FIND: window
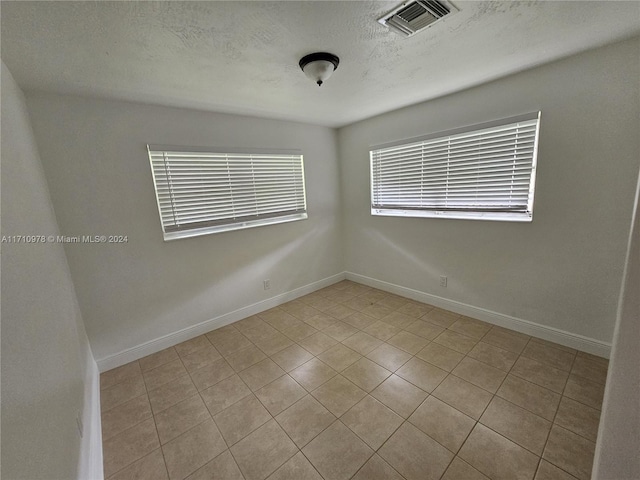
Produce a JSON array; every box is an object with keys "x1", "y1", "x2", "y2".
[
  {"x1": 148, "y1": 145, "x2": 307, "y2": 240},
  {"x1": 370, "y1": 112, "x2": 541, "y2": 222}
]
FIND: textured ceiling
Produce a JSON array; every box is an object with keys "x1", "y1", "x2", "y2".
[{"x1": 2, "y1": 1, "x2": 639, "y2": 127}]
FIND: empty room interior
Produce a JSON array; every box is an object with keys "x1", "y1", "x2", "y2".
[{"x1": 2, "y1": 1, "x2": 639, "y2": 480}]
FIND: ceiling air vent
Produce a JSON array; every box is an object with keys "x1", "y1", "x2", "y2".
[{"x1": 378, "y1": 0, "x2": 458, "y2": 37}]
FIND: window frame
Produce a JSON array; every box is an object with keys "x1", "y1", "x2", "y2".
[
  {"x1": 148, "y1": 145, "x2": 307, "y2": 241},
  {"x1": 369, "y1": 112, "x2": 541, "y2": 222}
]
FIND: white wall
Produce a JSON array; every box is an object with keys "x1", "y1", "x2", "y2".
[
  {"x1": 338, "y1": 37, "x2": 640, "y2": 348},
  {"x1": 1, "y1": 62, "x2": 102, "y2": 480},
  {"x1": 593, "y1": 168, "x2": 640, "y2": 479},
  {"x1": 24, "y1": 94, "x2": 343, "y2": 363}
]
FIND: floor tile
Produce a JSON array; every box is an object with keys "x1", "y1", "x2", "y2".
[
  {"x1": 342, "y1": 312, "x2": 377, "y2": 330},
  {"x1": 324, "y1": 303, "x2": 358, "y2": 320},
  {"x1": 241, "y1": 322, "x2": 279, "y2": 344},
  {"x1": 180, "y1": 346, "x2": 223, "y2": 374},
  {"x1": 341, "y1": 331, "x2": 382, "y2": 355},
  {"x1": 303, "y1": 420, "x2": 374, "y2": 480},
  {"x1": 238, "y1": 358, "x2": 285, "y2": 391},
  {"x1": 496, "y1": 375, "x2": 560, "y2": 421},
  {"x1": 305, "y1": 313, "x2": 337, "y2": 330},
  {"x1": 290, "y1": 358, "x2": 337, "y2": 391},
  {"x1": 234, "y1": 315, "x2": 269, "y2": 332},
  {"x1": 231, "y1": 420, "x2": 298, "y2": 480},
  {"x1": 511, "y1": 356, "x2": 569, "y2": 393},
  {"x1": 255, "y1": 374, "x2": 306, "y2": 416},
  {"x1": 174, "y1": 336, "x2": 214, "y2": 358},
  {"x1": 282, "y1": 323, "x2": 318, "y2": 342},
  {"x1": 370, "y1": 374, "x2": 428, "y2": 418},
  {"x1": 260, "y1": 310, "x2": 302, "y2": 332},
  {"x1": 563, "y1": 374, "x2": 605, "y2": 410},
  {"x1": 396, "y1": 357, "x2": 448, "y2": 393},
  {"x1": 379, "y1": 422, "x2": 453, "y2": 480},
  {"x1": 275, "y1": 395, "x2": 336, "y2": 448},
  {"x1": 189, "y1": 358, "x2": 235, "y2": 391},
  {"x1": 571, "y1": 356, "x2": 608, "y2": 385},
  {"x1": 298, "y1": 331, "x2": 338, "y2": 355},
  {"x1": 433, "y1": 330, "x2": 478, "y2": 354},
  {"x1": 109, "y1": 449, "x2": 168, "y2": 480},
  {"x1": 481, "y1": 328, "x2": 529, "y2": 354},
  {"x1": 361, "y1": 303, "x2": 395, "y2": 320},
  {"x1": 252, "y1": 332, "x2": 294, "y2": 356},
  {"x1": 342, "y1": 357, "x2": 391, "y2": 392},
  {"x1": 101, "y1": 361, "x2": 142, "y2": 391},
  {"x1": 376, "y1": 295, "x2": 409, "y2": 310},
  {"x1": 364, "y1": 320, "x2": 401, "y2": 341},
  {"x1": 397, "y1": 301, "x2": 434, "y2": 318},
  {"x1": 432, "y1": 375, "x2": 493, "y2": 420},
  {"x1": 199, "y1": 374, "x2": 251, "y2": 416},
  {"x1": 352, "y1": 454, "x2": 405, "y2": 480},
  {"x1": 139, "y1": 348, "x2": 179, "y2": 372},
  {"x1": 143, "y1": 359, "x2": 188, "y2": 391},
  {"x1": 162, "y1": 419, "x2": 227, "y2": 480},
  {"x1": 101, "y1": 394, "x2": 152, "y2": 441},
  {"x1": 422, "y1": 308, "x2": 460, "y2": 328},
  {"x1": 213, "y1": 394, "x2": 271, "y2": 445},
  {"x1": 416, "y1": 342, "x2": 464, "y2": 372},
  {"x1": 479, "y1": 396, "x2": 551, "y2": 455},
  {"x1": 543, "y1": 425, "x2": 596, "y2": 480},
  {"x1": 459, "y1": 423, "x2": 539, "y2": 480},
  {"x1": 452, "y1": 357, "x2": 507, "y2": 393},
  {"x1": 535, "y1": 460, "x2": 580, "y2": 480},
  {"x1": 267, "y1": 451, "x2": 323, "y2": 480},
  {"x1": 575, "y1": 350, "x2": 608, "y2": 367},
  {"x1": 154, "y1": 395, "x2": 210, "y2": 445},
  {"x1": 387, "y1": 331, "x2": 429, "y2": 354},
  {"x1": 311, "y1": 375, "x2": 366, "y2": 417},
  {"x1": 186, "y1": 450, "x2": 243, "y2": 480},
  {"x1": 405, "y1": 319, "x2": 445, "y2": 340},
  {"x1": 442, "y1": 457, "x2": 490, "y2": 480},
  {"x1": 103, "y1": 417, "x2": 160, "y2": 478},
  {"x1": 409, "y1": 396, "x2": 475, "y2": 453},
  {"x1": 225, "y1": 344, "x2": 267, "y2": 372},
  {"x1": 521, "y1": 341, "x2": 575, "y2": 372},
  {"x1": 147, "y1": 375, "x2": 198, "y2": 415},
  {"x1": 366, "y1": 343, "x2": 412, "y2": 371},
  {"x1": 342, "y1": 395, "x2": 404, "y2": 449},
  {"x1": 554, "y1": 396, "x2": 601, "y2": 442},
  {"x1": 270, "y1": 343, "x2": 314, "y2": 372},
  {"x1": 318, "y1": 344, "x2": 362, "y2": 372},
  {"x1": 467, "y1": 341, "x2": 518, "y2": 371},
  {"x1": 101, "y1": 375, "x2": 147, "y2": 413},
  {"x1": 211, "y1": 332, "x2": 254, "y2": 357},
  {"x1": 449, "y1": 317, "x2": 492, "y2": 340},
  {"x1": 322, "y1": 321, "x2": 358, "y2": 341},
  {"x1": 380, "y1": 311, "x2": 415, "y2": 329}
]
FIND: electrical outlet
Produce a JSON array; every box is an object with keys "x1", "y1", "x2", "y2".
[
  {"x1": 76, "y1": 412, "x2": 84, "y2": 438},
  {"x1": 439, "y1": 276, "x2": 448, "y2": 287},
  {"x1": 263, "y1": 279, "x2": 271, "y2": 290}
]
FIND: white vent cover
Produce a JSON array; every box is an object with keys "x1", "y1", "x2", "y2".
[{"x1": 378, "y1": 0, "x2": 458, "y2": 37}]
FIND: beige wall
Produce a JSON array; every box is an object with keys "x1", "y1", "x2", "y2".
[
  {"x1": 25, "y1": 95, "x2": 344, "y2": 362},
  {"x1": 338, "y1": 36, "x2": 640, "y2": 346},
  {"x1": 593, "y1": 168, "x2": 640, "y2": 479},
  {"x1": 1, "y1": 62, "x2": 100, "y2": 480}
]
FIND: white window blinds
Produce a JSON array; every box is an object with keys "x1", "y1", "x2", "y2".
[
  {"x1": 148, "y1": 146, "x2": 307, "y2": 240},
  {"x1": 370, "y1": 112, "x2": 541, "y2": 222}
]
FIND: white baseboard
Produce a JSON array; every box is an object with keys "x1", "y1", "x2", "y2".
[
  {"x1": 97, "y1": 273, "x2": 346, "y2": 372},
  {"x1": 77, "y1": 345, "x2": 104, "y2": 480},
  {"x1": 346, "y1": 271, "x2": 611, "y2": 358}
]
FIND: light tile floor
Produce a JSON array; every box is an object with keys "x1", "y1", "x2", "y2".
[{"x1": 100, "y1": 280, "x2": 608, "y2": 480}]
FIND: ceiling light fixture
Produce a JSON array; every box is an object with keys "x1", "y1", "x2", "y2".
[{"x1": 299, "y1": 52, "x2": 340, "y2": 87}]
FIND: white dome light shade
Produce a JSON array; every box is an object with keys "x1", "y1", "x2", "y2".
[{"x1": 299, "y1": 52, "x2": 340, "y2": 86}]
